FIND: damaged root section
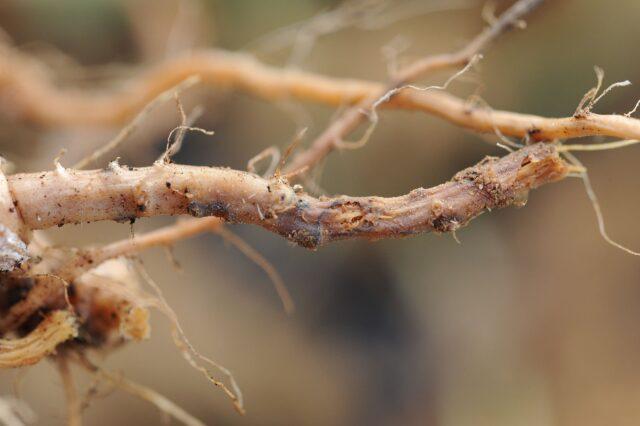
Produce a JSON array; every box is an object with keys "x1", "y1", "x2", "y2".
[
  {"x1": 0, "y1": 310, "x2": 77, "y2": 368},
  {"x1": 8, "y1": 143, "x2": 568, "y2": 249}
]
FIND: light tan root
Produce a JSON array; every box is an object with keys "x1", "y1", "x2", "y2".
[
  {"x1": 247, "y1": 146, "x2": 280, "y2": 178},
  {"x1": 133, "y1": 260, "x2": 245, "y2": 414},
  {"x1": 74, "y1": 353, "x2": 205, "y2": 426},
  {"x1": 562, "y1": 151, "x2": 640, "y2": 256},
  {"x1": 0, "y1": 311, "x2": 77, "y2": 368},
  {"x1": 55, "y1": 355, "x2": 81, "y2": 426},
  {"x1": 558, "y1": 139, "x2": 640, "y2": 152},
  {"x1": 73, "y1": 76, "x2": 201, "y2": 170},
  {"x1": 216, "y1": 226, "x2": 295, "y2": 314}
]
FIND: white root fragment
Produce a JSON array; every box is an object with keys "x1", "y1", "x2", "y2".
[
  {"x1": 0, "y1": 166, "x2": 28, "y2": 271},
  {"x1": 0, "y1": 225, "x2": 28, "y2": 272}
]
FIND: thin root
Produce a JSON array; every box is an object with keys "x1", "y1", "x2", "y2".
[
  {"x1": 558, "y1": 139, "x2": 640, "y2": 152},
  {"x1": 247, "y1": 146, "x2": 281, "y2": 178},
  {"x1": 73, "y1": 353, "x2": 206, "y2": 426},
  {"x1": 336, "y1": 53, "x2": 482, "y2": 151},
  {"x1": 574, "y1": 66, "x2": 631, "y2": 117},
  {"x1": 563, "y1": 151, "x2": 640, "y2": 256},
  {"x1": 55, "y1": 355, "x2": 81, "y2": 426},
  {"x1": 132, "y1": 259, "x2": 245, "y2": 414},
  {"x1": 73, "y1": 76, "x2": 201, "y2": 170},
  {"x1": 215, "y1": 226, "x2": 295, "y2": 315}
]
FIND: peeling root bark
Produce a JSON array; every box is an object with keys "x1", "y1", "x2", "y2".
[
  {"x1": 0, "y1": 310, "x2": 77, "y2": 368},
  {"x1": 7, "y1": 143, "x2": 568, "y2": 249}
]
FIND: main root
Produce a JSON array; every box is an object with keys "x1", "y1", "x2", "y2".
[{"x1": 7, "y1": 142, "x2": 568, "y2": 248}]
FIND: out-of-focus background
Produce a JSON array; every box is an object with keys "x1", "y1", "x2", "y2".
[{"x1": 1, "y1": 0, "x2": 640, "y2": 425}]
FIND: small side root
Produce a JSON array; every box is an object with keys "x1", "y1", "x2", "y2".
[
  {"x1": 574, "y1": 66, "x2": 631, "y2": 117},
  {"x1": 274, "y1": 127, "x2": 307, "y2": 179},
  {"x1": 159, "y1": 94, "x2": 214, "y2": 165},
  {"x1": 562, "y1": 151, "x2": 640, "y2": 256},
  {"x1": 55, "y1": 355, "x2": 81, "y2": 426},
  {"x1": 247, "y1": 146, "x2": 280, "y2": 178},
  {"x1": 73, "y1": 76, "x2": 201, "y2": 170},
  {"x1": 216, "y1": 226, "x2": 295, "y2": 315},
  {"x1": 132, "y1": 259, "x2": 245, "y2": 414},
  {"x1": 625, "y1": 99, "x2": 640, "y2": 117},
  {"x1": 73, "y1": 353, "x2": 206, "y2": 426},
  {"x1": 336, "y1": 53, "x2": 482, "y2": 151},
  {"x1": 558, "y1": 139, "x2": 640, "y2": 152}
]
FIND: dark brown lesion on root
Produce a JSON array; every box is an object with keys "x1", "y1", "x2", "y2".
[
  {"x1": 187, "y1": 201, "x2": 233, "y2": 222},
  {"x1": 7, "y1": 143, "x2": 568, "y2": 250},
  {"x1": 258, "y1": 143, "x2": 568, "y2": 249}
]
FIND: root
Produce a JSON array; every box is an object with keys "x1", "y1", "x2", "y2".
[
  {"x1": 82, "y1": 218, "x2": 223, "y2": 267},
  {"x1": 625, "y1": 99, "x2": 640, "y2": 117},
  {"x1": 247, "y1": 146, "x2": 280, "y2": 178},
  {"x1": 74, "y1": 353, "x2": 206, "y2": 426},
  {"x1": 284, "y1": 0, "x2": 541, "y2": 175},
  {"x1": 216, "y1": 226, "x2": 294, "y2": 315},
  {"x1": 73, "y1": 76, "x2": 201, "y2": 170},
  {"x1": 251, "y1": 0, "x2": 474, "y2": 66},
  {"x1": 159, "y1": 94, "x2": 213, "y2": 165},
  {"x1": 562, "y1": 151, "x2": 640, "y2": 256},
  {"x1": 8, "y1": 143, "x2": 569, "y2": 249},
  {"x1": 464, "y1": 94, "x2": 523, "y2": 149},
  {"x1": 75, "y1": 215, "x2": 292, "y2": 312},
  {"x1": 574, "y1": 66, "x2": 631, "y2": 117},
  {"x1": 335, "y1": 53, "x2": 481, "y2": 151},
  {"x1": 55, "y1": 355, "x2": 81, "y2": 426},
  {"x1": 274, "y1": 127, "x2": 307, "y2": 178},
  {"x1": 0, "y1": 311, "x2": 77, "y2": 369},
  {"x1": 3, "y1": 2, "x2": 639, "y2": 150},
  {"x1": 0, "y1": 226, "x2": 28, "y2": 273},
  {"x1": 132, "y1": 259, "x2": 245, "y2": 414},
  {"x1": 3, "y1": 2, "x2": 640, "y2": 422},
  {"x1": 559, "y1": 139, "x2": 640, "y2": 152},
  {"x1": 0, "y1": 274, "x2": 69, "y2": 334}
]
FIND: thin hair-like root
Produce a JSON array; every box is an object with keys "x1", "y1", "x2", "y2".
[
  {"x1": 464, "y1": 94, "x2": 523, "y2": 149},
  {"x1": 247, "y1": 146, "x2": 281, "y2": 178},
  {"x1": 73, "y1": 76, "x2": 201, "y2": 170},
  {"x1": 249, "y1": 0, "x2": 473, "y2": 66},
  {"x1": 625, "y1": 99, "x2": 640, "y2": 117},
  {"x1": 274, "y1": 127, "x2": 308, "y2": 179},
  {"x1": 559, "y1": 139, "x2": 640, "y2": 152},
  {"x1": 591, "y1": 80, "x2": 631, "y2": 110},
  {"x1": 574, "y1": 66, "x2": 631, "y2": 117},
  {"x1": 563, "y1": 151, "x2": 640, "y2": 256},
  {"x1": 73, "y1": 353, "x2": 206, "y2": 426},
  {"x1": 335, "y1": 53, "x2": 482, "y2": 151},
  {"x1": 131, "y1": 259, "x2": 245, "y2": 414},
  {"x1": 159, "y1": 96, "x2": 213, "y2": 165},
  {"x1": 165, "y1": 92, "x2": 204, "y2": 160},
  {"x1": 574, "y1": 66, "x2": 604, "y2": 116},
  {"x1": 215, "y1": 226, "x2": 295, "y2": 315}
]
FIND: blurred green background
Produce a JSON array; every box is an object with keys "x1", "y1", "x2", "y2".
[{"x1": 1, "y1": 0, "x2": 640, "y2": 425}]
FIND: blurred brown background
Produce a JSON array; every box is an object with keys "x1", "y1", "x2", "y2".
[{"x1": 1, "y1": 0, "x2": 640, "y2": 425}]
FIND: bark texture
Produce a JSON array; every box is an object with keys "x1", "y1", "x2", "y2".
[{"x1": 7, "y1": 143, "x2": 568, "y2": 249}]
